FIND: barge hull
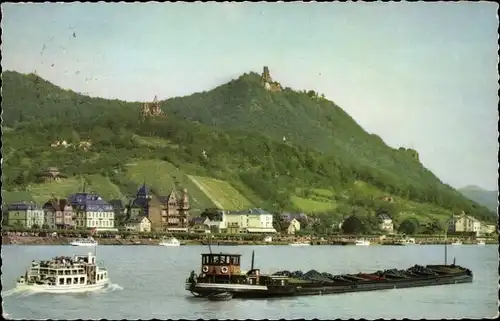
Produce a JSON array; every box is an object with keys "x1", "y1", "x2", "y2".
[{"x1": 187, "y1": 274, "x2": 472, "y2": 299}]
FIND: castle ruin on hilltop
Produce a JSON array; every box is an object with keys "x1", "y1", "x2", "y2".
[
  {"x1": 140, "y1": 95, "x2": 165, "y2": 118},
  {"x1": 261, "y1": 66, "x2": 282, "y2": 92}
]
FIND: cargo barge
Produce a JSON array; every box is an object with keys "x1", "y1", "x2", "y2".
[{"x1": 185, "y1": 251, "x2": 473, "y2": 299}]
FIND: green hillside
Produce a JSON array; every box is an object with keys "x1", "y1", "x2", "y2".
[
  {"x1": 161, "y1": 72, "x2": 437, "y2": 191},
  {"x1": 124, "y1": 160, "x2": 216, "y2": 214},
  {"x1": 1, "y1": 70, "x2": 495, "y2": 227},
  {"x1": 1, "y1": 71, "x2": 140, "y2": 126},
  {"x1": 187, "y1": 175, "x2": 253, "y2": 210}
]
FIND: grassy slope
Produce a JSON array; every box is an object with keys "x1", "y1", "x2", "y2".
[
  {"x1": 84, "y1": 175, "x2": 125, "y2": 201},
  {"x1": 124, "y1": 160, "x2": 216, "y2": 214},
  {"x1": 21, "y1": 175, "x2": 125, "y2": 205},
  {"x1": 350, "y1": 181, "x2": 454, "y2": 223},
  {"x1": 7, "y1": 159, "x2": 254, "y2": 215},
  {"x1": 26, "y1": 177, "x2": 85, "y2": 204},
  {"x1": 2, "y1": 190, "x2": 35, "y2": 205},
  {"x1": 188, "y1": 175, "x2": 253, "y2": 210}
]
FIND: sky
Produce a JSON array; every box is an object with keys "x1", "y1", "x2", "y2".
[{"x1": 2, "y1": 2, "x2": 498, "y2": 191}]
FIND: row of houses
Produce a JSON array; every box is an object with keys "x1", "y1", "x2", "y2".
[
  {"x1": 7, "y1": 184, "x2": 493, "y2": 236},
  {"x1": 127, "y1": 209, "x2": 305, "y2": 234},
  {"x1": 337, "y1": 213, "x2": 396, "y2": 233},
  {"x1": 3, "y1": 183, "x2": 306, "y2": 235},
  {"x1": 5, "y1": 194, "x2": 116, "y2": 230},
  {"x1": 187, "y1": 208, "x2": 278, "y2": 234},
  {"x1": 4, "y1": 183, "x2": 189, "y2": 231},
  {"x1": 448, "y1": 212, "x2": 497, "y2": 236},
  {"x1": 337, "y1": 211, "x2": 496, "y2": 236}
]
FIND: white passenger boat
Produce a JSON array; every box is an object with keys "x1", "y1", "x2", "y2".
[
  {"x1": 355, "y1": 239, "x2": 370, "y2": 246},
  {"x1": 395, "y1": 238, "x2": 416, "y2": 246},
  {"x1": 70, "y1": 237, "x2": 98, "y2": 247},
  {"x1": 289, "y1": 241, "x2": 310, "y2": 246},
  {"x1": 451, "y1": 240, "x2": 463, "y2": 246},
  {"x1": 477, "y1": 240, "x2": 486, "y2": 245},
  {"x1": 16, "y1": 252, "x2": 109, "y2": 293},
  {"x1": 263, "y1": 236, "x2": 273, "y2": 243},
  {"x1": 159, "y1": 237, "x2": 181, "y2": 247}
]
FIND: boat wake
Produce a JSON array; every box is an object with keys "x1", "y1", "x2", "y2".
[
  {"x1": 1, "y1": 282, "x2": 123, "y2": 298},
  {"x1": 1, "y1": 287, "x2": 37, "y2": 298},
  {"x1": 100, "y1": 282, "x2": 124, "y2": 293}
]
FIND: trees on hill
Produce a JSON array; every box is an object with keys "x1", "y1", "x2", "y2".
[
  {"x1": 398, "y1": 218, "x2": 420, "y2": 235},
  {"x1": 0, "y1": 71, "x2": 496, "y2": 223},
  {"x1": 341, "y1": 215, "x2": 366, "y2": 235}
]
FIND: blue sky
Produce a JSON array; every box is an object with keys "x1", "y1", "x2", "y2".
[{"x1": 2, "y1": 2, "x2": 498, "y2": 191}]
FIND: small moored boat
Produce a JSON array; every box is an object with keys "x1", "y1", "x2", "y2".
[
  {"x1": 394, "y1": 238, "x2": 416, "y2": 246},
  {"x1": 477, "y1": 240, "x2": 486, "y2": 245},
  {"x1": 451, "y1": 240, "x2": 462, "y2": 246},
  {"x1": 289, "y1": 241, "x2": 310, "y2": 246},
  {"x1": 263, "y1": 236, "x2": 273, "y2": 243},
  {"x1": 70, "y1": 237, "x2": 98, "y2": 247},
  {"x1": 355, "y1": 239, "x2": 370, "y2": 246},
  {"x1": 159, "y1": 237, "x2": 181, "y2": 247}
]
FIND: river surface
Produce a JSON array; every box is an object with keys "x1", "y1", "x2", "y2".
[{"x1": 1, "y1": 244, "x2": 498, "y2": 319}]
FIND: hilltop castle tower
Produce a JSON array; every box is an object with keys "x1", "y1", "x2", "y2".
[
  {"x1": 140, "y1": 95, "x2": 165, "y2": 118},
  {"x1": 261, "y1": 66, "x2": 282, "y2": 92}
]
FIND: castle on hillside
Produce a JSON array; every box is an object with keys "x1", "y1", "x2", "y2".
[
  {"x1": 140, "y1": 95, "x2": 165, "y2": 118},
  {"x1": 261, "y1": 66, "x2": 282, "y2": 92},
  {"x1": 398, "y1": 147, "x2": 420, "y2": 161}
]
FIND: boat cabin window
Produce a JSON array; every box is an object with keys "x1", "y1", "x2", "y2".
[
  {"x1": 104, "y1": 272, "x2": 107, "y2": 278},
  {"x1": 230, "y1": 256, "x2": 240, "y2": 265},
  {"x1": 59, "y1": 278, "x2": 65, "y2": 285},
  {"x1": 79, "y1": 277, "x2": 85, "y2": 284},
  {"x1": 73, "y1": 277, "x2": 78, "y2": 284},
  {"x1": 202, "y1": 254, "x2": 240, "y2": 266},
  {"x1": 66, "y1": 278, "x2": 72, "y2": 285}
]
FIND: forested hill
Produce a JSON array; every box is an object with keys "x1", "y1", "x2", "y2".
[
  {"x1": 1, "y1": 70, "x2": 495, "y2": 223},
  {"x1": 159, "y1": 72, "x2": 480, "y2": 212},
  {"x1": 1, "y1": 70, "x2": 139, "y2": 125}
]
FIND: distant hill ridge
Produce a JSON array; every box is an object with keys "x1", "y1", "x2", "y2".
[{"x1": 458, "y1": 185, "x2": 498, "y2": 213}]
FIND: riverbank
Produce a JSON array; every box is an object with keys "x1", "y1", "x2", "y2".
[{"x1": 2, "y1": 236, "x2": 497, "y2": 246}]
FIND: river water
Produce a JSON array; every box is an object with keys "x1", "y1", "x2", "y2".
[{"x1": 1, "y1": 244, "x2": 498, "y2": 319}]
